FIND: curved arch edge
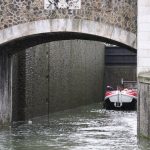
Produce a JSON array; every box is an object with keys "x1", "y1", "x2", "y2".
[{"x1": 0, "y1": 19, "x2": 136, "y2": 49}]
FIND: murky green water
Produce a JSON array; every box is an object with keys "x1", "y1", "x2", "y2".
[{"x1": 0, "y1": 104, "x2": 150, "y2": 150}]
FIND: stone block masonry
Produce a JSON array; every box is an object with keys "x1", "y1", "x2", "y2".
[{"x1": 0, "y1": 0, "x2": 136, "y2": 33}]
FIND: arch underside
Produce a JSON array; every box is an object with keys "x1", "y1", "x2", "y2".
[{"x1": 0, "y1": 19, "x2": 137, "y2": 53}]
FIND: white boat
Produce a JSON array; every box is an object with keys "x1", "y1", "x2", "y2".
[{"x1": 104, "y1": 80, "x2": 137, "y2": 110}]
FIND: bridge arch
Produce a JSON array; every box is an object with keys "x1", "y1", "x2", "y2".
[
  {"x1": 0, "y1": 18, "x2": 137, "y2": 124},
  {"x1": 0, "y1": 19, "x2": 136, "y2": 52},
  {"x1": 0, "y1": 0, "x2": 137, "y2": 124}
]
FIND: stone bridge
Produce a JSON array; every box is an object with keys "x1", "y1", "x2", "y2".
[
  {"x1": 0, "y1": 0, "x2": 137, "y2": 124},
  {"x1": 0, "y1": 0, "x2": 137, "y2": 49}
]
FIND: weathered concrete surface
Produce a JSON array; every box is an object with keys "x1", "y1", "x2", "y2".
[
  {"x1": 12, "y1": 40, "x2": 105, "y2": 121},
  {"x1": 0, "y1": 52, "x2": 11, "y2": 125},
  {"x1": 138, "y1": 72, "x2": 150, "y2": 137}
]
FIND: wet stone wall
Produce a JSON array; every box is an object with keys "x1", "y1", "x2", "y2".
[
  {"x1": 0, "y1": 52, "x2": 11, "y2": 124},
  {"x1": 12, "y1": 40, "x2": 105, "y2": 121},
  {"x1": 0, "y1": 0, "x2": 137, "y2": 33},
  {"x1": 12, "y1": 52, "x2": 26, "y2": 122}
]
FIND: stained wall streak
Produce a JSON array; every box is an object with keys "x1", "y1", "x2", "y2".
[
  {"x1": 12, "y1": 51, "x2": 26, "y2": 122},
  {"x1": 0, "y1": 52, "x2": 11, "y2": 124}
]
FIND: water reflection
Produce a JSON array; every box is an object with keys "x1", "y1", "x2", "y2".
[{"x1": 0, "y1": 104, "x2": 149, "y2": 150}]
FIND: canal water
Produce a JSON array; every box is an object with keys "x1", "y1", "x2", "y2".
[{"x1": 0, "y1": 103, "x2": 149, "y2": 150}]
